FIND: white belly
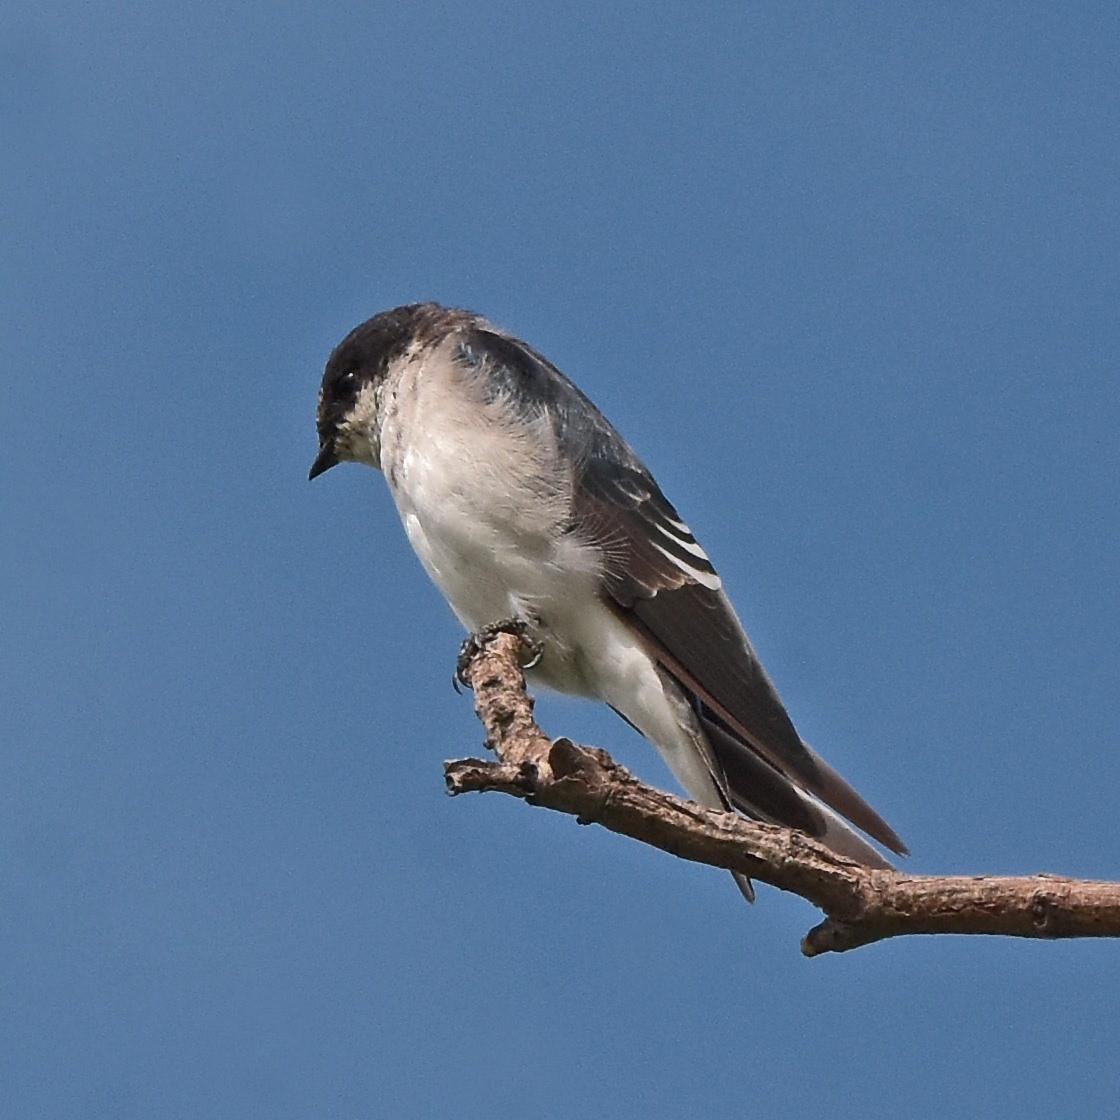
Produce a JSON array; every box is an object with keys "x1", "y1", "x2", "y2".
[{"x1": 381, "y1": 365, "x2": 603, "y2": 691}]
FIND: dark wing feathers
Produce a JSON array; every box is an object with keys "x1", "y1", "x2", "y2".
[
  {"x1": 697, "y1": 707, "x2": 826, "y2": 836},
  {"x1": 456, "y1": 325, "x2": 906, "y2": 859}
]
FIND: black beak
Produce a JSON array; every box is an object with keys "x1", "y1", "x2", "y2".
[{"x1": 308, "y1": 442, "x2": 340, "y2": 481}]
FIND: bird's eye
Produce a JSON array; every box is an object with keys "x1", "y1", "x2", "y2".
[{"x1": 336, "y1": 370, "x2": 358, "y2": 394}]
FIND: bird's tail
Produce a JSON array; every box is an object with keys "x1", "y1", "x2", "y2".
[{"x1": 699, "y1": 710, "x2": 901, "y2": 872}]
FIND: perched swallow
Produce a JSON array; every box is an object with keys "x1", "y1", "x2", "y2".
[{"x1": 310, "y1": 303, "x2": 906, "y2": 898}]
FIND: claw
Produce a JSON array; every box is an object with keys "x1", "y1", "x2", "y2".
[
  {"x1": 453, "y1": 617, "x2": 544, "y2": 691},
  {"x1": 518, "y1": 633, "x2": 544, "y2": 671},
  {"x1": 455, "y1": 632, "x2": 483, "y2": 691}
]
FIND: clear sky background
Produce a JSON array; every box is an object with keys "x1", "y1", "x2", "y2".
[{"x1": 3, "y1": 3, "x2": 1119, "y2": 1117}]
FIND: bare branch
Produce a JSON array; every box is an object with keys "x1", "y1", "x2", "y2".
[{"x1": 444, "y1": 626, "x2": 1120, "y2": 956}]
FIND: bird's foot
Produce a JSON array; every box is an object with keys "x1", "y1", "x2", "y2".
[{"x1": 453, "y1": 617, "x2": 543, "y2": 692}]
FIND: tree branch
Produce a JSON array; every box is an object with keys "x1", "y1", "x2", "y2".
[{"x1": 443, "y1": 625, "x2": 1120, "y2": 956}]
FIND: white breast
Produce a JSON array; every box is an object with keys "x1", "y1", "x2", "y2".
[{"x1": 378, "y1": 343, "x2": 603, "y2": 661}]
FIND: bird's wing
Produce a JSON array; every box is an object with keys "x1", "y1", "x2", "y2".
[
  {"x1": 454, "y1": 324, "x2": 906, "y2": 858},
  {"x1": 573, "y1": 452, "x2": 907, "y2": 856}
]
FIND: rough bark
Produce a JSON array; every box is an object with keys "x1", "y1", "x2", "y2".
[{"x1": 443, "y1": 625, "x2": 1120, "y2": 956}]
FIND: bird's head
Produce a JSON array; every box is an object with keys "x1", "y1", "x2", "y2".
[
  {"x1": 309, "y1": 357, "x2": 380, "y2": 479},
  {"x1": 309, "y1": 304, "x2": 435, "y2": 480}
]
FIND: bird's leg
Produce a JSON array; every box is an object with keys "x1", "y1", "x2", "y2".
[{"x1": 454, "y1": 617, "x2": 544, "y2": 692}]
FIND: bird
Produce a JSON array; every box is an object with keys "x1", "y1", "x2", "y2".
[{"x1": 309, "y1": 302, "x2": 906, "y2": 899}]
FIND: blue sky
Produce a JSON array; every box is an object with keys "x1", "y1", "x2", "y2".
[{"x1": 3, "y1": 3, "x2": 1119, "y2": 1117}]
